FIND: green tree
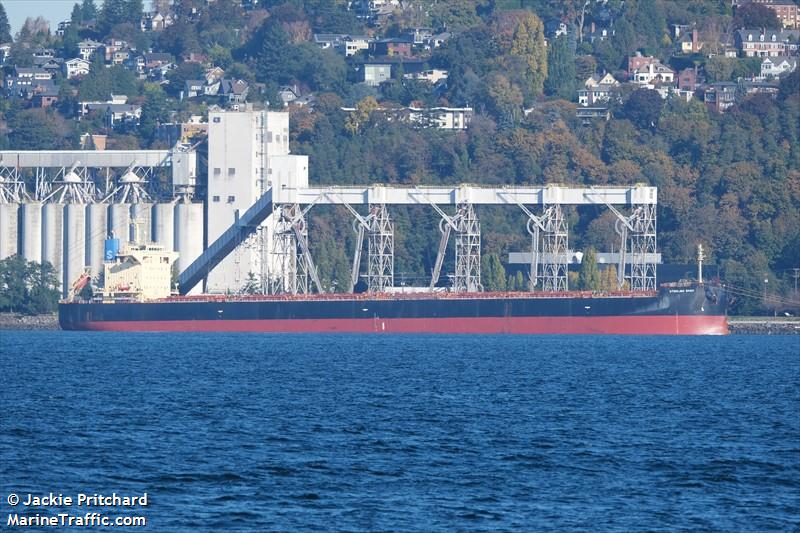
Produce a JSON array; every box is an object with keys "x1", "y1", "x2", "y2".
[
  {"x1": 81, "y1": 0, "x2": 98, "y2": 21},
  {"x1": 138, "y1": 84, "x2": 170, "y2": 145},
  {"x1": 0, "y1": 0, "x2": 12, "y2": 42},
  {"x1": 7, "y1": 109, "x2": 72, "y2": 150},
  {"x1": 71, "y1": 3, "x2": 83, "y2": 24},
  {"x1": 481, "y1": 253, "x2": 507, "y2": 291},
  {"x1": 428, "y1": 0, "x2": 481, "y2": 31},
  {"x1": 26, "y1": 261, "x2": 61, "y2": 314},
  {"x1": 0, "y1": 256, "x2": 28, "y2": 312},
  {"x1": 100, "y1": 0, "x2": 142, "y2": 34},
  {"x1": 509, "y1": 11, "x2": 548, "y2": 99},
  {"x1": 544, "y1": 34, "x2": 576, "y2": 100},
  {"x1": 734, "y1": 3, "x2": 781, "y2": 28},
  {"x1": 0, "y1": 257, "x2": 60, "y2": 314},
  {"x1": 623, "y1": 89, "x2": 664, "y2": 129},
  {"x1": 250, "y1": 20, "x2": 291, "y2": 83},
  {"x1": 165, "y1": 62, "x2": 204, "y2": 97},
  {"x1": 579, "y1": 247, "x2": 601, "y2": 290},
  {"x1": 242, "y1": 272, "x2": 260, "y2": 294},
  {"x1": 704, "y1": 56, "x2": 735, "y2": 82},
  {"x1": 158, "y1": 19, "x2": 200, "y2": 58}
]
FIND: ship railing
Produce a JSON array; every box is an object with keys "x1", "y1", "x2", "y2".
[{"x1": 151, "y1": 289, "x2": 658, "y2": 304}]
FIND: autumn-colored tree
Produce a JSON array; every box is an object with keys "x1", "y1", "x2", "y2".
[
  {"x1": 487, "y1": 74, "x2": 524, "y2": 128},
  {"x1": 344, "y1": 96, "x2": 380, "y2": 135},
  {"x1": 579, "y1": 247, "x2": 601, "y2": 290},
  {"x1": 509, "y1": 11, "x2": 548, "y2": 99}
]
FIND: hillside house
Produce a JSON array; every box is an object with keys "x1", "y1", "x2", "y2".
[
  {"x1": 6, "y1": 67, "x2": 53, "y2": 96},
  {"x1": 760, "y1": 55, "x2": 798, "y2": 77},
  {"x1": 31, "y1": 82, "x2": 59, "y2": 108},
  {"x1": 78, "y1": 40, "x2": 102, "y2": 61},
  {"x1": 630, "y1": 59, "x2": 675, "y2": 86},
  {"x1": 64, "y1": 58, "x2": 91, "y2": 79},
  {"x1": 577, "y1": 73, "x2": 620, "y2": 106},
  {"x1": 404, "y1": 69, "x2": 449, "y2": 84},
  {"x1": 313, "y1": 34, "x2": 372, "y2": 57},
  {"x1": 735, "y1": 29, "x2": 800, "y2": 57},
  {"x1": 103, "y1": 39, "x2": 129, "y2": 62},
  {"x1": 372, "y1": 37, "x2": 414, "y2": 58},
  {"x1": 748, "y1": 0, "x2": 799, "y2": 29},
  {"x1": 678, "y1": 28, "x2": 703, "y2": 54}
]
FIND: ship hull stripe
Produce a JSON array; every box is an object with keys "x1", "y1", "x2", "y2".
[{"x1": 67, "y1": 315, "x2": 729, "y2": 335}]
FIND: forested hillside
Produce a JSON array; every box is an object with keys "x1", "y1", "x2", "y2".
[{"x1": 1, "y1": 0, "x2": 798, "y2": 313}]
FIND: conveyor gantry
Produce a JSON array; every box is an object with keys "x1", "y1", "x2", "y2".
[
  {"x1": 177, "y1": 185, "x2": 658, "y2": 294},
  {"x1": 178, "y1": 189, "x2": 273, "y2": 294}
]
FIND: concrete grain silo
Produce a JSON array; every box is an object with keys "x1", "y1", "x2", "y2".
[
  {"x1": 21, "y1": 202, "x2": 43, "y2": 263},
  {"x1": 0, "y1": 203, "x2": 19, "y2": 259},
  {"x1": 42, "y1": 203, "x2": 64, "y2": 291},
  {"x1": 153, "y1": 202, "x2": 175, "y2": 251},
  {"x1": 109, "y1": 203, "x2": 132, "y2": 245},
  {"x1": 64, "y1": 203, "x2": 86, "y2": 292},
  {"x1": 130, "y1": 202, "x2": 154, "y2": 243},
  {"x1": 85, "y1": 203, "x2": 109, "y2": 280},
  {"x1": 175, "y1": 202, "x2": 204, "y2": 292}
]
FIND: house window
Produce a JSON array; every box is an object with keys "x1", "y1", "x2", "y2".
[
  {"x1": 227, "y1": 195, "x2": 235, "y2": 203},
  {"x1": 213, "y1": 117, "x2": 221, "y2": 123},
  {"x1": 228, "y1": 168, "x2": 235, "y2": 176},
  {"x1": 212, "y1": 195, "x2": 220, "y2": 202},
  {"x1": 213, "y1": 168, "x2": 221, "y2": 176}
]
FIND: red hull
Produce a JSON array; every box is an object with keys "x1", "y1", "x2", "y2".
[{"x1": 75, "y1": 315, "x2": 729, "y2": 335}]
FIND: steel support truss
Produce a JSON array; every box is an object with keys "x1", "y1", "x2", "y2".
[
  {"x1": 271, "y1": 203, "x2": 323, "y2": 295},
  {"x1": 516, "y1": 203, "x2": 569, "y2": 292},
  {"x1": 606, "y1": 203, "x2": 657, "y2": 291},
  {"x1": 345, "y1": 203, "x2": 394, "y2": 293},
  {"x1": 0, "y1": 171, "x2": 28, "y2": 203},
  {"x1": 428, "y1": 202, "x2": 481, "y2": 292}
]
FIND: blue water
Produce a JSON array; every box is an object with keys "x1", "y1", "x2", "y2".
[{"x1": 1, "y1": 332, "x2": 798, "y2": 531}]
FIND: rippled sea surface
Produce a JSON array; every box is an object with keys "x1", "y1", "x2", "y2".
[{"x1": 1, "y1": 332, "x2": 799, "y2": 531}]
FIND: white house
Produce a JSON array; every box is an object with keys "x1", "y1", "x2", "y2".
[
  {"x1": 77, "y1": 40, "x2": 102, "y2": 61},
  {"x1": 404, "y1": 69, "x2": 449, "y2": 84},
  {"x1": 760, "y1": 56, "x2": 798, "y2": 78},
  {"x1": 577, "y1": 73, "x2": 620, "y2": 106},
  {"x1": 313, "y1": 34, "x2": 372, "y2": 56},
  {"x1": 630, "y1": 61, "x2": 675, "y2": 86},
  {"x1": 64, "y1": 58, "x2": 91, "y2": 79}
]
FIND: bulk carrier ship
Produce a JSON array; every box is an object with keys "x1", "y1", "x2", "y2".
[{"x1": 59, "y1": 239, "x2": 729, "y2": 335}]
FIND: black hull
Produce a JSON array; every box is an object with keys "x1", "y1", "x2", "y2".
[{"x1": 59, "y1": 285, "x2": 729, "y2": 335}]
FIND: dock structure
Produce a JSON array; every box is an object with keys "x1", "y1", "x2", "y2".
[
  {"x1": 0, "y1": 111, "x2": 659, "y2": 298},
  {"x1": 177, "y1": 184, "x2": 658, "y2": 295}
]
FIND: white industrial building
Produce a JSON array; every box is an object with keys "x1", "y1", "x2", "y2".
[{"x1": 205, "y1": 107, "x2": 308, "y2": 293}]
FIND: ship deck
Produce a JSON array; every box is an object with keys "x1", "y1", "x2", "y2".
[{"x1": 67, "y1": 289, "x2": 668, "y2": 305}]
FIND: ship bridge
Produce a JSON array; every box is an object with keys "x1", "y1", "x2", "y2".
[{"x1": 177, "y1": 184, "x2": 657, "y2": 296}]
